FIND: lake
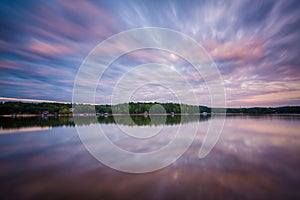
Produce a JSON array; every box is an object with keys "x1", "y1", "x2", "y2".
[{"x1": 0, "y1": 115, "x2": 299, "y2": 200}]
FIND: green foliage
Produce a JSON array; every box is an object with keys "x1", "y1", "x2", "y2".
[
  {"x1": 0, "y1": 101, "x2": 299, "y2": 115},
  {"x1": 0, "y1": 102, "x2": 71, "y2": 115},
  {"x1": 59, "y1": 107, "x2": 70, "y2": 114},
  {"x1": 73, "y1": 104, "x2": 96, "y2": 114},
  {"x1": 225, "y1": 106, "x2": 300, "y2": 114}
]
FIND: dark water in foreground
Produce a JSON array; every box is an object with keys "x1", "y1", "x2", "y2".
[{"x1": 0, "y1": 115, "x2": 299, "y2": 200}]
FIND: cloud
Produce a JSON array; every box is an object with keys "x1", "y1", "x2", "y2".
[
  {"x1": 206, "y1": 38, "x2": 265, "y2": 61},
  {"x1": 229, "y1": 90, "x2": 300, "y2": 107},
  {"x1": 0, "y1": 0, "x2": 299, "y2": 106},
  {"x1": 26, "y1": 39, "x2": 73, "y2": 56},
  {"x1": 0, "y1": 60, "x2": 22, "y2": 70}
]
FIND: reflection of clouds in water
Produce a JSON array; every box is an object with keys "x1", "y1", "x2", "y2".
[
  {"x1": 91, "y1": 118, "x2": 209, "y2": 154},
  {"x1": 0, "y1": 115, "x2": 300, "y2": 199},
  {"x1": 0, "y1": 126, "x2": 52, "y2": 134},
  {"x1": 102, "y1": 124, "x2": 178, "y2": 153}
]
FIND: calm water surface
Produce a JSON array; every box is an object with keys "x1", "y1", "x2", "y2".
[{"x1": 0, "y1": 115, "x2": 299, "y2": 200}]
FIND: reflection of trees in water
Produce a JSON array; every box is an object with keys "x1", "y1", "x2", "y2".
[
  {"x1": 2, "y1": 115, "x2": 300, "y2": 130},
  {"x1": 112, "y1": 115, "x2": 210, "y2": 126},
  {"x1": 0, "y1": 116, "x2": 74, "y2": 129},
  {"x1": 0, "y1": 115, "x2": 211, "y2": 129}
]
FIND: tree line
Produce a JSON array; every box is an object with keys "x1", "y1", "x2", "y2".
[{"x1": 0, "y1": 101, "x2": 299, "y2": 115}]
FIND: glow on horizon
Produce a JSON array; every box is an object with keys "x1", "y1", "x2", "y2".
[
  {"x1": 0, "y1": 97, "x2": 67, "y2": 104},
  {"x1": 0, "y1": 97, "x2": 99, "y2": 105}
]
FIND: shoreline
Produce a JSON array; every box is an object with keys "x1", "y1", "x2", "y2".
[{"x1": 1, "y1": 113, "x2": 300, "y2": 118}]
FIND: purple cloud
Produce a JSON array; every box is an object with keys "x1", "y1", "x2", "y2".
[{"x1": 0, "y1": 0, "x2": 299, "y2": 106}]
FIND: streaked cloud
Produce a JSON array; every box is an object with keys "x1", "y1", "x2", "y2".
[
  {"x1": 206, "y1": 38, "x2": 265, "y2": 61},
  {"x1": 26, "y1": 39, "x2": 73, "y2": 56},
  {"x1": 0, "y1": 0, "x2": 299, "y2": 107}
]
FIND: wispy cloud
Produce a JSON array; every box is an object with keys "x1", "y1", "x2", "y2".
[{"x1": 0, "y1": 0, "x2": 299, "y2": 106}]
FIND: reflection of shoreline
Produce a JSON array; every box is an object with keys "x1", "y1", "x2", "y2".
[
  {"x1": 1, "y1": 114, "x2": 300, "y2": 131},
  {"x1": 0, "y1": 126, "x2": 52, "y2": 134},
  {"x1": 0, "y1": 115, "x2": 210, "y2": 130},
  {"x1": 0, "y1": 114, "x2": 74, "y2": 118},
  {"x1": 2, "y1": 113, "x2": 300, "y2": 118},
  {"x1": 0, "y1": 113, "x2": 210, "y2": 117},
  {"x1": 1, "y1": 115, "x2": 299, "y2": 199}
]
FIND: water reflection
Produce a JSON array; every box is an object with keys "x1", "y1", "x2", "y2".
[
  {"x1": 0, "y1": 115, "x2": 210, "y2": 132},
  {"x1": 0, "y1": 115, "x2": 299, "y2": 199}
]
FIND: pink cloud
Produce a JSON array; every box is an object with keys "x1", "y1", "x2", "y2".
[
  {"x1": 229, "y1": 90, "x2": 300, "y2": 106},
  {"x1": 27, "y1": 39, "x2": 73, "y2": 56},
  {"x1": 58, "y1": 0, "x2": 117, "y2": 29},
  {"x1": 32, "y1": 1, "x2": 118, "y2": 41},
  {"x1": 0, "y1": 40, "x2": 50, "y2": 61},
  {"x1": 28, "y1": 65, "x2": 74, "y2": 78},
  {"x1": 0, "y1": 80, "x2": 40, "y2": 87},
  {"x1": 205, "y1": 38, "x2": 265, "y2": 61},
  {"x1": 0, "y1": 60, "x2": 22, "y2": 70}
]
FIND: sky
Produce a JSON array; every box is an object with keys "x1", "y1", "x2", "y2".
[{"x1": 0, "y1": 0, "x2": 300, "y2": 107}]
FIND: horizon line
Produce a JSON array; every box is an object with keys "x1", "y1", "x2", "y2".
[{"x1": 0, "y1": 97, "x2": 299, "y2": 108}]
